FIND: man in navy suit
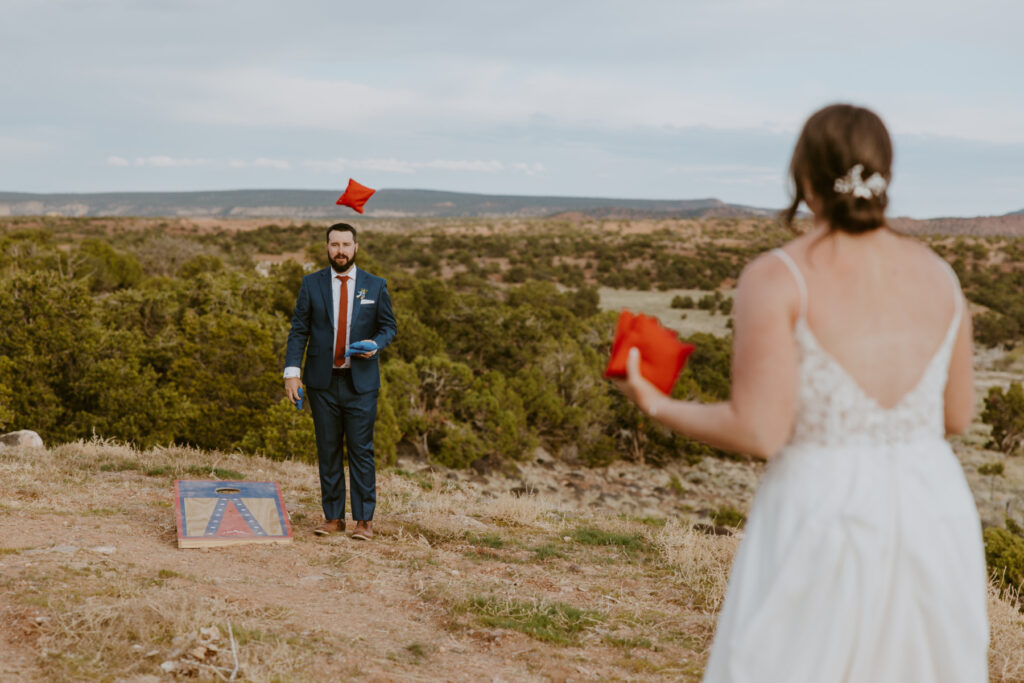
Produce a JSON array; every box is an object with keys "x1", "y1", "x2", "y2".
[{"x1": 284, "y1": 223, "x2": 397, "y2": 540}]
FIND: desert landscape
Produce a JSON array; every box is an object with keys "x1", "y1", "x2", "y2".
[{"x1": 3, "y1": 214, "x2": 1024, "y2": 681}]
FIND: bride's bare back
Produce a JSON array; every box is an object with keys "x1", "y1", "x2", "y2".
[{"x1": 784, "y1": 226, "x2": 959, "y2": 409}]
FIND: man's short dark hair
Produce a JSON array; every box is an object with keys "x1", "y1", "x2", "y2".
[{"x1": 326, "y1": 223, "x2": 358, "y2": 242}]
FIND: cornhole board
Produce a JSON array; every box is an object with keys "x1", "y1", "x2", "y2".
[{"x1": 174, "y1": 480, "x2": 293, "y2": 548}]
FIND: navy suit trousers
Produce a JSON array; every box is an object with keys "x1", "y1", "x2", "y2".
[{"x1": 307, "y1": 371, "x2": 378, "y2": 521}]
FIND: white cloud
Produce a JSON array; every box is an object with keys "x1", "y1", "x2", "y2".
[
  {"x1": 667, "y1": 163, "x2": 782, "y2": 185},
  {"x1": 227, "y1": 158, "x2": 290, "y2": 170},
  {"x1": 510, "y1": 162, "x2": 545, "y2": 175},
  {"x1": 124, "y1": 48, "x2": 1023, "y2": 145},
  {"x1": 425, "y1": 159, "x2": 503, "y2": 173},
  {"x1": 166, "y1": 68, "x2": 417, "y2": 130},
  {"x1": 108, "y1": 155, "x2": 290, "y2": 170},
  {"x1": 0, "y1": 134, "x2": 55, "y2": 159},
  {"x1": 302, "y1": 157, "x2": 542, "y2": 175},
  {"x1": 134, "y1": 155, "x2": 214, "y2": 167},
  {"x1": 302, "y1": 158, "x2": 414, "y2": 174}
]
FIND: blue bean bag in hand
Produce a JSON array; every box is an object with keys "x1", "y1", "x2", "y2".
[{"x1": 344, "y1": 340, "x2": 379, "y2": 357}]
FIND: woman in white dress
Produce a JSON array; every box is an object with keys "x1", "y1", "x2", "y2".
[{"x1": 618, "y1": 104, "x2": 989, "y2": 682}]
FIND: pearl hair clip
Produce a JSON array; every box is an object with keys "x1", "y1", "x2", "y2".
[{"x1": 834, "y1": 164, "x2": 888, "y2": 199}]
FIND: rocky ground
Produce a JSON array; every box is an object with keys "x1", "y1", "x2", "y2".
[{"x1": 3, "y1": 433, "x2": 1024, "y2": 683}]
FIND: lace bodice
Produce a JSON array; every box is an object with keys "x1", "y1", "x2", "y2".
[{"x1": 773, "y1": 249, "x2": 963, "y2": 449}]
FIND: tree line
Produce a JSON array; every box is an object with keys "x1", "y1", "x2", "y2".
[
  {"x1": 3, "y1": 218, "x2": 1024, "y2": 470},
  {"x1": 0, "y1": 219, "x2": 735, "y2": 469}
]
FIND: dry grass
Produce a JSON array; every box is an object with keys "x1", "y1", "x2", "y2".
[
  {"x1": 989, "y1": 584, "x2": 1024, "y2": 682},
  {"x1": 2, "y1": 439, "x2": 1024, "y2": 681},
  {"x1": 653, "y1": 519, "x2": 739, "y2": 613}
]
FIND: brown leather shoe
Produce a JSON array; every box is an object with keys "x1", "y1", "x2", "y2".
[
  {"x1": 314, "y1": 519, "x2": 345, "y2": 536},
  {"x1": 351, "y1": 521, "x2": 374, "y2": 541}
]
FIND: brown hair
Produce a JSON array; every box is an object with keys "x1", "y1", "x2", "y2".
[
  {"x1": 782, "y1": 104, "x2": 893, "y2": 234},
  {"x1": 326, "y1": 222, "x2": 357, "y2": 242}
]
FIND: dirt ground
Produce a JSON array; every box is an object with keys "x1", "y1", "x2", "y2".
[
  {"x1": 3, "y1": 417, "x2": 1024, "y2": 682},
  {"x1": 0, "y1": 442, "x2": 732, "y2": 682}
]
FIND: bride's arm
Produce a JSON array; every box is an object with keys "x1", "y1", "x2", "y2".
[
  {"x1": 620, "y1": 253, "x2": 800, "y2": 459},
  {"x1": 944, "y1": 294, "x2": 974, "y2": 435}
]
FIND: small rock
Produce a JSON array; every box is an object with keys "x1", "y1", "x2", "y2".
[
  {"x1": 52, "y1": 545, "x2": 78, "y2": 554},
  {"x1": 456, "y1": 515, "x2": 487, "y2": 531},
  {"x1": 0, "y1": 430, "x2": 43, "y2": 448},
  {"x1": 144, "y1": 650, "x2": 160, "y2": 658},
  {"x1": 189, "y1": 645, "x2": 207, "y2": 660},
  {"x1": 199, "y1": 626, "x2": 222, "y2": 642},
  {"x1": 160, "y1": 661, "x2": 177, "y2": 673},
  {"x1": 89, "y1": 546, "x2": 116, "y2": 555},
  {"x1": 451, "y1": 569, "x2": 460, "y2": 576}
]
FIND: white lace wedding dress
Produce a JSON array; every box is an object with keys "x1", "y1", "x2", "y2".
[{"x1": 702, "y1": 249, "x2": 989, "y2": 682}]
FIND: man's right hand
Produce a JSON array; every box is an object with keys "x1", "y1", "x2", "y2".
[{"x1": 285, "y1": 377, "x2": 303, "y2": 406}]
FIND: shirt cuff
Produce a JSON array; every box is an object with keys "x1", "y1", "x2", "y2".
[{"x1": 283, "y1": 366, "x2": 301, "y2": 379}]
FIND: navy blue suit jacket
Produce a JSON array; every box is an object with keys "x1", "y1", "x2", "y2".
[{"x1": 285, "y1": 267, "x2": 397, "y2": 393}]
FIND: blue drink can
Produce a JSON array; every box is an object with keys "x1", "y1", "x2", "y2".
[{"x1": 296, "y1": 386, "x2": 304, "y2": 410}]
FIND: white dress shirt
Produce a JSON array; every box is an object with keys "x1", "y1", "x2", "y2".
[{"x1": 283, "y1": 264, "x2": 357, "y2": 378}]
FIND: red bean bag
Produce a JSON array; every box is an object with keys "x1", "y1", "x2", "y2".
[
  {"x1": 604, "y1": 310, "x2": 695, "y2": 394},
  {"x1": 336, "y1": 178, "x2": 376, "y2": 213}
]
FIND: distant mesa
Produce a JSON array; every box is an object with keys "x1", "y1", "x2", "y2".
[
  {"x1": 0, "y1": 189, "x2": 775, "y2": 220},
  {"x1": 2, "y1": 190, "x2": 1021, "y2": 233}
]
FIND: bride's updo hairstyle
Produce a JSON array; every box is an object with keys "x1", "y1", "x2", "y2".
[{"x1": 782, "y1": 104, "x2": 893, "y2": 234}]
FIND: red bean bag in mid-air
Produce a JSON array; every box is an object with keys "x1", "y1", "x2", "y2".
[
  {"x1": 336, "y1": 178, "x2": 376, "y2": 214},
  {"x1": 604, "y1": 310, "x2": 695, "y2": 394}
]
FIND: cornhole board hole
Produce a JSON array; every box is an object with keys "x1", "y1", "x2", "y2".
[{"x1": 174, "y1": 480, "x2": 293, "y2": 548}]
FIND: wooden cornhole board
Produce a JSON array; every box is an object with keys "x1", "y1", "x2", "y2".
[{"x1": 174, "y1": 480, "x2": 293, "y2": 548}]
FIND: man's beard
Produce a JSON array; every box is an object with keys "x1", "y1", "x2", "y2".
[{"x1": 330, "y1": 253, "x2": 355, "y2": 272}]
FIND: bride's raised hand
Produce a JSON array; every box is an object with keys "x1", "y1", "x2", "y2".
[{"x1": 616, "y1": 347, "x2": 669, "y2": 416}]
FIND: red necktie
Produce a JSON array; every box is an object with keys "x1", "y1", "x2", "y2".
[{"x1": 334, "y1": 275, "x2": 348, "y2": 366}]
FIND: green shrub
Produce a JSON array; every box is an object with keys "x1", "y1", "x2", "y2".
[
  {"x1": 974, "y1": 311, "x2": 1020, "y2": 348},
  {"x1": 238, "y1": 398, "x2": 318, "y2": 463},
  {"x1": 76, "y1": 238, "x2": 143, "y2": 292},
  {"x1": 711, "y1": 506, "x2": 746, "y2": 528},
  {"x1": 0, "y1": 356, "x2": 15, "y2": 431},
  {"x1": 985, "y1": 526, "x2": 1024, "y2": 591},
  {"x1": 670, "y1": 295, "x2": 695, "y2": 309},
  {"x1": 697, "y1": 294, "x2": 718, "y2": 311},
  {"x1": 982, "y1": 383, "x2": 1024, "y2": 454},
  {"x1": 434, "y1": 422, "x2": 484, "y2": 469}
]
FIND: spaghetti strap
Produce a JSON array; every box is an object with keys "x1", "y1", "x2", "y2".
[
  {"x1": 771, "y1": 248, "x2": 808, "y2": 319},
  {"x1": 938, "y1": 257, "x2": 964, "y2": 345}
]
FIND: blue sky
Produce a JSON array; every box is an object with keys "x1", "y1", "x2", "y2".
[{"x1": 2, "y1": 0, "x2": 1021, "y2": 217}]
